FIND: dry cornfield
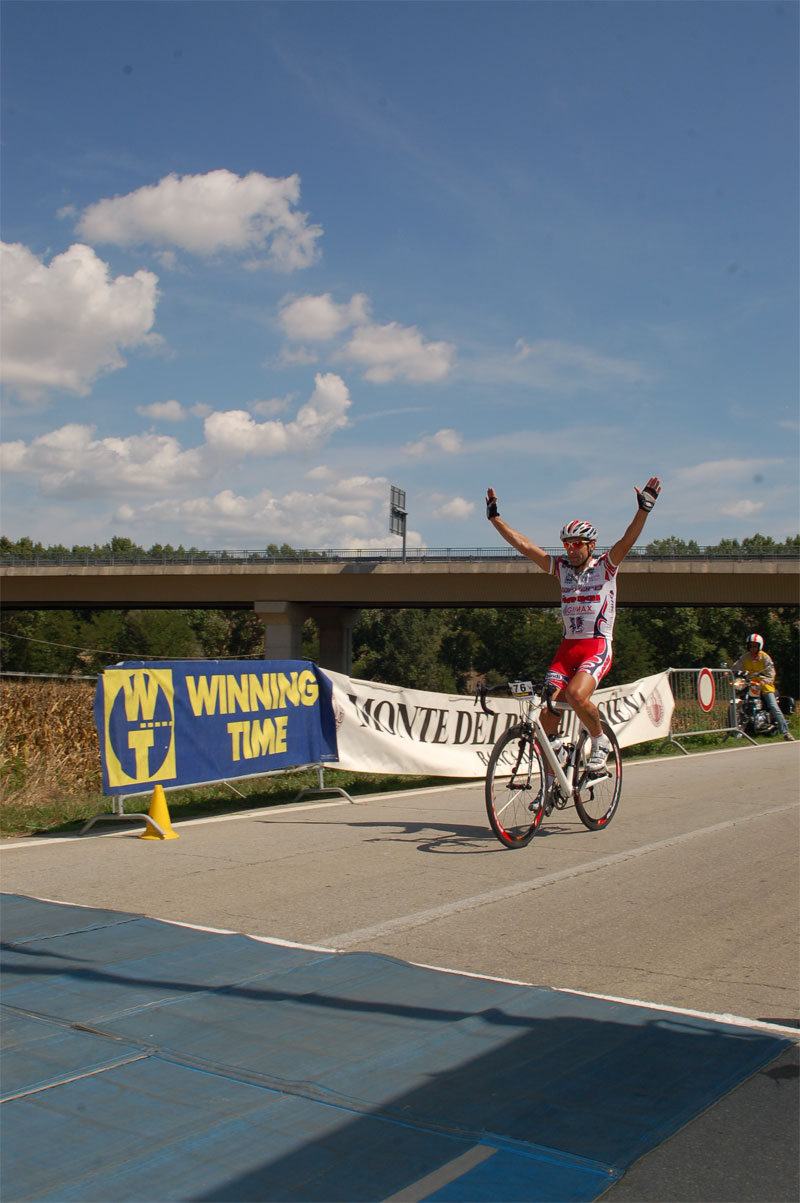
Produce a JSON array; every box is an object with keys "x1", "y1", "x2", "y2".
[{"x1": 1, "y1": 678, "x2": 101, "y2": 805}]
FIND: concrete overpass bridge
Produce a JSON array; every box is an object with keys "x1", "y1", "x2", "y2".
[{"x1": 2, "y1": 548, "x2": 798, "y2": 672}]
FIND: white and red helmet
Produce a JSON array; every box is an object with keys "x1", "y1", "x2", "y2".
[
  {"x1": 746, "y1": 633, "x2": 764, "y2": 652},
  {"x1": 560, "y1": 519, "x2": 597, "y2": 543}
]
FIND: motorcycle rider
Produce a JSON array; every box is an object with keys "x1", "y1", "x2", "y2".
[{"x1": 732, "y1": 634, "x2": 794, "y2": 741}]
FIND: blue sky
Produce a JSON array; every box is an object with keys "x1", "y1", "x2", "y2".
[{"x1": 2, "y1": 0, "x2": 798, "y2": 553}]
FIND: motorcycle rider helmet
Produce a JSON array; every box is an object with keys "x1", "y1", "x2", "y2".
[
  {"x1": 746, "y1": 633, "x2": 764, "y2": 652},
  {"x1": 560, "y1": 519, "x2": 597, "y2": 543}
]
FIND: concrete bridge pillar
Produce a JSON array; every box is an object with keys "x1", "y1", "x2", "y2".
[
  {"x1": 254, "y1": 602, "x2": 362, "y2": 675},
  {"x1": 309, "y1": 607, "x2": 362, "y2": 676},
  {"x1": 254, "y1": 601, "x2": 308, "y2": 663}
]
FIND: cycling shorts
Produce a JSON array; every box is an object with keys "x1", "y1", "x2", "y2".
[{"x1": 545, "y1": 637, "x2": 613, "y2": 690}]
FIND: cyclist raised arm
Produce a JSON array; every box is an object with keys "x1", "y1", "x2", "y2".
[
  {"x1": 485, "y1": 487, "x2": 551, "y2": 571},
  {"x1": 609, "y1": 477, "x2": 662, "y2": 566},
  {"x1": 485, "y1": 477, "x2": 661, "y2": 775}
]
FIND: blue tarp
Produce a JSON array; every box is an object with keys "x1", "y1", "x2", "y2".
[{"x1": 1, "y1": 893, "x2": 790, "y2": 1202}]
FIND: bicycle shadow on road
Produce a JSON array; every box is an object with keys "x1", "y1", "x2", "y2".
[{"x1": 257, "y1": 815, "x2": 593, "y2": 853}]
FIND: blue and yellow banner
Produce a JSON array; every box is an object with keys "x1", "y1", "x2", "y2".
[{"x1": 94, "y1": 660, "x2": 338, "y2": 796}]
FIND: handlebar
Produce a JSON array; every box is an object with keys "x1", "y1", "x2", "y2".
[{"x1": 475, "y1": 680, "x2": 560, "y2": 716}]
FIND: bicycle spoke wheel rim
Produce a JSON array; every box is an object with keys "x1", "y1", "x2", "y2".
[
  {"x1": 485, "y1": 726, "x2": 545, "y2": 848},
  {"x1": 573, "y1": 721, "x2": 622, "y2": 830}
]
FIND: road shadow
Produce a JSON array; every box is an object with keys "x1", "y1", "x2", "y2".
[{"x1": 256, "y1": 815, "x2": 592, "y2": 853}]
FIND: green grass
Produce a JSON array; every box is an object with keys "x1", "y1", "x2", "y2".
[
  {"x1": 0, "y1": 767, "x2": 476, "y2": 839},
  {"x1": 622, "y1": 710, "x2": 799, "y2": 760}
]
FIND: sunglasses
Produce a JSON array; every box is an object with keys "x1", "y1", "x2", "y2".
[{"x1": 562, "y1": 539, "x2": 588, "y2": 550}]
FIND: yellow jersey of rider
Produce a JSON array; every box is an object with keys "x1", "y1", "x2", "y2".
[{"x1": 732, "y1": 648, "x2": 777, "y2": 693}]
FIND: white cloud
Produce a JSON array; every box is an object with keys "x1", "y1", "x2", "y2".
[
  {"x1": 668, "y1": 458, "x2": 790, "y2": 524},
  {"x1": 136, "y1": 399, "x2": 186, "y2": 421},
  {"x1": 0, "y1": 441, "x2": 26, "y2": 472},
  {"x1": 251, "y1": 396, "x2": 293, "y2": 417},
  {"x1": 403, "y1": 428, "x2": 463, "y2": 457},
  {"x1": 275, "y1": 344, "x2": 319, "y2": 368},
  {"x1": 154, "y1": 250, "x2": 178, "y2": 271},
  {"x1": 354, "y1": 404, "x2": 428, "y2": 423},
  {"x1": 75, "y1": 169, "x2": 322, "y2": 270},
  {"x1": 203, "y1": 410, "x2": 291, "y2": 457},
  {"x1": 513, "y1": 339, "x2": 645, "y2": 384},
  {"x1": 719, "y1": 499, "x2": 766, "y2": 518},
  {"x1": 468, "y1": 338, "x2": 648, "y2": 393},
  {"x1": 276, "y1": 291, "x2": 456, "y2": 385},
  {"x1": 0, "y1": 423, "x2": 205, "y2": 498},
  {"x1": 674, "y1": 458, "x2": 783, "y2": 485},
  {"x1": 431, "y1": 495, "x2": 475, "y2": 520},
  {"x1": 112, "y1": 472, "x2": 425, "y2": 549},
  {"x1": 203, "y1": 372, "x2": 351, "y2": 457},
  {"x1": 340, "y1": 321, "x2": 456, "y2": 383},
  {"x1": 278, "y1": 292, "x2": 370, "y2": 340},
  {"x1": 0, "y1": 374, "x2": 354, "y2": 509},
  {"x1": 0, "y1": 241, "x2": 161, "y2": 401}
]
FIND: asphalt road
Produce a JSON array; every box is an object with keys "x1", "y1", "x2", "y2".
[{"x1": 2, "y1": 742, "x2": 798, "y2": 1024}]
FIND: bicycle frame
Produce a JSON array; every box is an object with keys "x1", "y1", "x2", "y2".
[
  {"x1": 505, "y1": 681, "x2": 586, "y2": 798},
  {"x1": 482, "y1": 678, "x2": 622, "y2": 846}
]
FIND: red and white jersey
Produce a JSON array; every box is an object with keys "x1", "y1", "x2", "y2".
[{"x1": 550, "y1": 551, "x2": 619, "y2": 640}]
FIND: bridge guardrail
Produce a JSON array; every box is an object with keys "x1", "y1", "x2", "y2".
[{"x1": 2, "y1": 547, "x2": 799, "y2": 568}]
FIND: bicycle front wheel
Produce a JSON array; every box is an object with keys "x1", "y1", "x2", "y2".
[
  {"x1": 573, "y1": 719, "x2": 622, "y2": 830},
  {"x1": 485, "y1": 725, "x2": 546, "y2": 848}
]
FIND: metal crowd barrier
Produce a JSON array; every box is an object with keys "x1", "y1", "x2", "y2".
[
  {"x1": 666, "y1": 667, "x2": 755, "y2": 754},
  {"x1": 80, "y1": 764, "x2": 355, "y2": 837}
]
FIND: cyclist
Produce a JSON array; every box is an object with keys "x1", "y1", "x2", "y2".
[
  {"x1": 485, "y1": 477, "x2": 661, "y2": 775},
  {"x1": 732, "y1": 633, "x2": 794, "y2": 741}
]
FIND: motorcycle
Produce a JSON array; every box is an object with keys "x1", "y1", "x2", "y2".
[{"x1": 732, "y1": 670, "x2": 795, "y2": 738}]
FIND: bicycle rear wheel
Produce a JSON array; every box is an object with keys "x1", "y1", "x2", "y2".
[
  {"x1": 573, "y1": 719, "x2": 622, "y2": 830},
  {"x1": 485, "y1": 724, "x2": 546, "y2": 848}
]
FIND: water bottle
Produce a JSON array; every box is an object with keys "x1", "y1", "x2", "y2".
[{"x1": 548, "y1": 734, "x2": 567, "y2": 764}]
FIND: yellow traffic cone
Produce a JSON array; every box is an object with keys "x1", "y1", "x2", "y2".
[{"x1": 140, "y1": 784, "x2": 179, "y2": 840}]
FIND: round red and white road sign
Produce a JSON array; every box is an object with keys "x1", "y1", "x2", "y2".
[{"x1": 697, "y1": 668, "x2": 715, "y2": 712}]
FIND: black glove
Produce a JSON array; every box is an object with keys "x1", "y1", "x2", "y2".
[
  {"x1": 486, "y1": 495, "x2": 499, "y2": 519},
  {"x1": 636, "y1": 483, "x2": 660, "y2": 512}
]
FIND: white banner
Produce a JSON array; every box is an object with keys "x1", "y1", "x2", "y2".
[{"x1": 323, "y1": 670, "x2": 674, "y2": 778}]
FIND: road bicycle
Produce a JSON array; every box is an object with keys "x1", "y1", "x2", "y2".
[{"x1": 477, "y1": 680, "x2": 622, "y2": 848}]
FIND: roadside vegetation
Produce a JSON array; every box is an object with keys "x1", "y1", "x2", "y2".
[{"x1": 2, "y1": 674, "x2": 796, "y2": 839}]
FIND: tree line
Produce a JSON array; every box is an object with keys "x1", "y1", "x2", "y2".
[
  {"x1": 349, "y1": 604, "x2": 799, "y2": 696},
  {"x1": 2, "y1": 603, "x2": 797, "y2": 698},
  {"x1": 2, "y1": 533, "x2": 799, "y2": 561},
  {"x1": 0, "y1": 536, "x2": 311, "y2": 561}
]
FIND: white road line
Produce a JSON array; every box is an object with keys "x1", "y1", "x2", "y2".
[
  {"x1": 400, "y1": 961, "x2": 799, "y2": 1037},
  {"x1": 3, "y1": 744, "x2": 795, "y2": 849},
  {"x1": 0, "y1": 785, "x2": 479, "y2": 849},
  {"x1": 320, "y1": 801, "x2": 799, "y2": 949},
  {"x1": 381, "y1": 1145, "x2": 497, "y2": 1202}
]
